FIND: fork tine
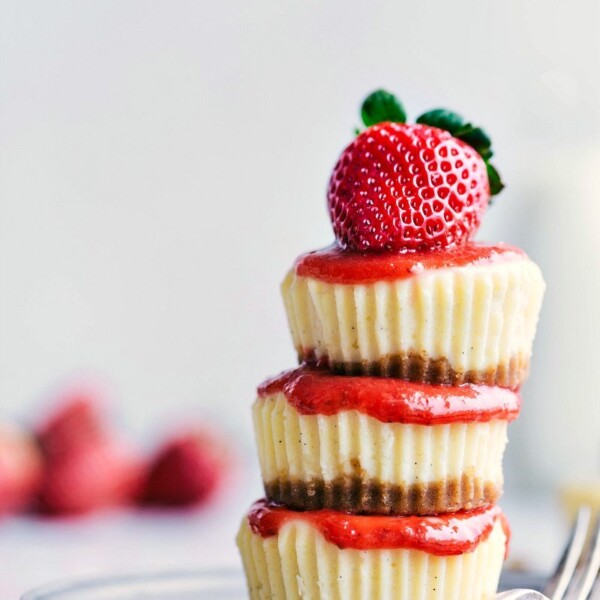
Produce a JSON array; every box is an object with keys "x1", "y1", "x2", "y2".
[
  {"x1": 568, "y1": 514, "x2": 600, "y2": 600},
  {"x1": 543, "y1": 506, "x2": 592, "y2": 600},
  {"x1": 589, "y1": 573, "x2": 600, "y2": 600}
]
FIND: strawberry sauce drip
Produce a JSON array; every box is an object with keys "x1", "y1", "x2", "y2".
[
  {"x1": 248, "y1": 499, "x2": 510, "y2": 555},
  {"x1": 258, "y1": 367, "x2": 521, "y2": 425},
  {"x1": 295, "y1": 242, "x2": 525, "y2": 284}
]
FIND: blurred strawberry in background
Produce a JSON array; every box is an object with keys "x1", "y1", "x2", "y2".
[
  {"x1": 140, "y1": 428, "x2": 229, "y2": 508},
  {"x1": 0, "y1": 425, "x2": 43, "y2": 514},
  {"x1": 36, "y1": 395, "x2": 104, "y2": 453},
  {"x1": 0, "y1": 382, "x2": 233, "y2": 519},
  {"x1": 35, "y1": 390, "x2": 143, "y2": 515}
]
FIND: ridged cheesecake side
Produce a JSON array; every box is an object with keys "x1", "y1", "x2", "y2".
[
  {"x1": 283, "y1": 255, "x2": 544, "y2": 387},
  {"x1": 254, "y1": 393, "x2": 509, "y2": 514},
  {"x1": 237, "y1": 516, "x2": 507, "y2": 600}
]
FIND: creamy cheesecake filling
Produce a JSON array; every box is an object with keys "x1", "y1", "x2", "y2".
[
  {"x1": 282, "y1": 250, "x2": 544, "y2": 387},
  {"x1": 237, "y1": 508, "x2": 508, "y2": 600},
  {"x1": 254, "y1": 393, "x2": 509, "y2": 514}
]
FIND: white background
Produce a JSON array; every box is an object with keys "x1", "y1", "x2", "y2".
[{"x1": 2, "y1": 0, "x2": 600, "y2": 595}]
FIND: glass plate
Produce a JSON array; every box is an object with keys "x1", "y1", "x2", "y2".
[
  {"x1": 23, "y1": 567, "x2": 545, "y2": 599},
  {"x1": 21, "y1": 569, "x2": 247, "y2": 600}
]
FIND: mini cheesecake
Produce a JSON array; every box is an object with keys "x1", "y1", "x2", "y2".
[
  {"x1": 282, "y1": 243, "x2": 545, "y2": 388},
  {"x1": 254, "y1": 367, "x2": 519, "y2": 515},
  {"x1": 237, "y1": 500, "x2": 509, "y2": 600}
]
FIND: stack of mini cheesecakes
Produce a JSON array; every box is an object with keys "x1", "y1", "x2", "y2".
[{"x1": 237, "y1": 91, "x2": 545, "y2": 600}]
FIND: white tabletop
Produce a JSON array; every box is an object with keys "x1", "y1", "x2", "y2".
[{"x1": 1, "y1": 464, "x2": 565, "y2": 599}]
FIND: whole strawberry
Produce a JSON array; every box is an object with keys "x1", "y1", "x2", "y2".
[
  {"x1": 140, "y1": 428, "x2": 228, "y2": 508},
  {"x1": 36, "y1": 392, "x2": 142, "y2": 515},
  {"x1": 328, "y1": 90, "x2": 503, "y2": 252},
  {"x1": 38, "y1": 439, "x2": 142, "y2": 515}
]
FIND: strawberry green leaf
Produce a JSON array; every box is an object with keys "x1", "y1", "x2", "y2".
[
  {"x1": 418, "y1": 107, "x2": 502, "y2": 196},
  {"x1": 416, "y1": 109, "x2": 465, "y2": 136},
  {"x1": 486, "y1": 162, "x2": 504, "y2": 196},
  {"x1": 361, "y1": 90, "x2": 407, "y2": 127},
  {"x1": 456, "y1": 126, "x2": 492, "y2": 160},
  {"x1": 417, "y1": 110, "x2": 493, "y2": 159}
]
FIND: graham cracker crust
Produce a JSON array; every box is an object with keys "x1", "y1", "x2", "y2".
[
  {"x1": 265, "y1": 474, "x2": 500, "y2": 515},
  {"x1": 300, "y1": 349, "x2": 528, "y2": 389}
]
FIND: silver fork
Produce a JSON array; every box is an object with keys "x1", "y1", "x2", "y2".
[
  {"x1": 543, "y1": 506, "x2": 600, "y2": 600},
  {"x1": 495, "y1": 506, "x2": 600, "y2": 600}
]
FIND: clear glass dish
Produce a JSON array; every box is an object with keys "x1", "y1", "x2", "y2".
[
  {"x1": 23, "y1": 567, "x2": 545, "y2": 599},
  {"x1": 21, "y1": 568, "x2": 247, "y2": 600}
]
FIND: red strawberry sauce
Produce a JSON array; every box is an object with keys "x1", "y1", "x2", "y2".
[
  {"x1": 295, "y1": 242, "x2": 524, "y2": 285},
  {"x1": 248, "y1": 499, "x2": 509, "y2": 555},
  {"x1": 258, "y1": 367, "x2": 520, "y2": 425}
]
